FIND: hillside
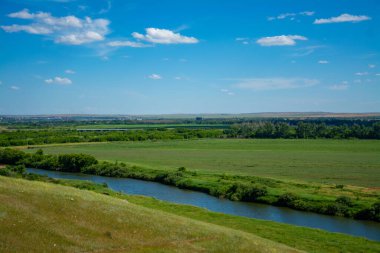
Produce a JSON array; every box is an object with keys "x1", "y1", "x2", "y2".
[{"x1": 0, "y1": 176, "x2": 300, "y2": 253}]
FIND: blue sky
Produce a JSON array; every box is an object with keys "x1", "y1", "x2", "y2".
[{"x1": 0, "y1": 0, "x2": 379, "y2": 114}]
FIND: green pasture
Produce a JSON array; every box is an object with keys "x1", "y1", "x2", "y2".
[{"x1": 28, "y1": 139, "x2": 380, "y2": 187}]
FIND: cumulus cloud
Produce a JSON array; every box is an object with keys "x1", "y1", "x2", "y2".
[
  {"x1": 65, "y1": 69, "x2": 75, "y2": 74},
  {"x1": 45, "y1": 76, "x2": 72, "y2": 85},
  {"x1": 10, "y1": 86, "x2": 20, "y2": 90},
  {"x1": 148, "y1": 74, "x2": 162, "y2": 80},
  {"x1": 107, "y1": 40, "x2": 150, "y2": 48},
  {"x1": 314, "y1": 14, "x2": 371, "y2": 24},
  {"x1": 369, "y1": 64, "x2": 376, "y2": 68},
  {"x1": 329, "y1": 84, "x2": 349, "y2": 90},
  {"x1": 318, "y1": 60, "x2": 329, "y2": 64},
  {"x1": 235, "y1": 78, "x2": 318, "y2": 90},
  {"x1": 256, "y1": 35, "x2": 307, "y2": 46},
  {"x1": 132, "y1": 28, "x2": 198, "y2": 44},
  {"x1": 355, "y1": 72, "x2": 369, "y2": 76},
  {"x1": 2, "y1": 9, "x2": 110, "y2": 45}
]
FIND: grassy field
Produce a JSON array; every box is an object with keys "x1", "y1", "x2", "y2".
[
  {"x1": 1, "y1": 176, "x2": 379, "y2": 252},
  {"x1": 0, "y1": 176, "x2": 300, "y2": 253},
  {"x1": 27, "y1": 139, "x2": 380, "y2": 187}
]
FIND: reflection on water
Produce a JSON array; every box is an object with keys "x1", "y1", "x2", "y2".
[{"x1": 27, "y1": 168, "x2": 380, "y2": 241}]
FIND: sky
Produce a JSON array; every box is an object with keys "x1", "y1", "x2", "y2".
[{"x1": 0, "y1": 0, "x2": 379, "y2": 115}]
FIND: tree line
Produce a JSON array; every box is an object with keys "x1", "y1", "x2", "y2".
[
  {"x1": 0, "y1": 120, "x2": 379, "y2": 147},
  {"x1": 224, "y1": 121, "x2": 380, "y2": 139}
]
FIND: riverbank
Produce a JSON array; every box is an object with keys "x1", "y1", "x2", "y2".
[
  {"x1": 26, "y1": 167, "x2": 380, "y2": 241},
  {"x1": 1, "y1": 173, "x2": 380, "y2": 252},
  {"x1": 1, "y1": 147, "x2": 379, "y2": 222}
]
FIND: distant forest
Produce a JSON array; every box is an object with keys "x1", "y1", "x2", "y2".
[{"x1": 0, "y1": 118, "x2": 379, "y2": 146}]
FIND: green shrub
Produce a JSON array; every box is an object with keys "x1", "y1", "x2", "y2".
[
  {"x1": 0, "y1": 148, "x2": 26, "y2": 164},
  {"x1": 336, "y1": 196, "x2": 354, "y2": 207},
  {"x1": 226, "y1": 183, "x2": 267, "y2": 201},
  {"x1": 177, "y1": 167, "x2": 186, "y2": 172},
  {"x1": 57, "y1": 153, "x2": 98, "y2": 172},
  {"x1": 276, "y1": 193, "x2": 299, "y2": 207}
]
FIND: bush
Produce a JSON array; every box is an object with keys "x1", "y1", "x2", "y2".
[
  {"x1": 0, "y1": 167, "x2": 12, "y2": 176},
  {"x1": 336, "y1": 196, "x2": 354, "y2": 207},
  {"x1": 177, "y1": 167, "x2": 186, "y2": 172},
  {"x1": 325, "y1": 203, "x2": 350, "y2": 217},
  {"x1": 0, "y1": 148, "x2": 26, "y2": 164},
  {"x1": 276, "y1": 193, "x2": 299, "y2": 207},
  {"x1": 9, "y1": 164, "x2": 26, "y2": 174},
  {"x1": 226, "y1": 183, "x2": 267, "y2": 201},
  {"x1": 356, "y1": 202, "x2": 380, "y2": 221},
  {"x1": 57, "y1": 153, "x2": 98, "y2": 172},
  {"x1": 155, "y1": 172, "x2": 184, "y2": 186}
]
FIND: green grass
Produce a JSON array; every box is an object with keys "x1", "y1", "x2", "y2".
[
  {"x1": 27, "y1": 139, "x2": 380, "y2": 187},
  {"x1": 126, "y1": 196, "x2": 380, "y2": 253},
  {"x1": 0, "y1": 176, "x2": 300, "y2": 253},
  {"x1": 3, "y1": 175, "x2": 379, "y2": 253}
]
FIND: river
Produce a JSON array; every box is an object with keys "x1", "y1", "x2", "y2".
[{"x1": 27, "y1": 168, "x2": 380, "y2": 241}]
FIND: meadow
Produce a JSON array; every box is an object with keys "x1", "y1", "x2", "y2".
[
  {"x1": 28, "y1": 138, "x2": 380, "y2": 187},
  {"x1": 1, "y1": 175, "x2": 379, "y2": 252},
  {"x1": 0, "y1": 176, "x2": 299, "y2": 253}
]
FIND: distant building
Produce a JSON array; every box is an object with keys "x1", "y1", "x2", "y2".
[{"x1": 196, "y1": 117, "x2": 203, "y2": 121}]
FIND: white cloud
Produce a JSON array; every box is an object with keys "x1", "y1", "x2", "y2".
[
  {"x1": 277, "y1": 13, "x2": 297, "y2": 20},
  {"x1": 221, "y1": 89, "x2": 234, "y2": 95},
  {"x1": 318, "y1": 60, "x2": 329, "y2": 64},
  {"x1": 300, "y1": 11, "x2": 315, "y2": 16},
  {"x1": 2, "y1": 24, "x2": 52, "y2": 34},
  {"x1": 376, "y1": 73, "x2": 380, "y2": 76},
  {"x1": 148, "y1": 74, "x2": 162, "y2": 80},
  {"x1": 369, "y1": 64, "x2": 376, "y2": 68},
  {"x1": 45, "y1": 76, "x2": 72, "y2": 85},
  {"x1": 236, "y1": 37, "x2": 250, "y2": 44},
  {"x1": 268, "y1": 11, "x2": 314, "y2": 21},
  {"x1": 65, "y1": 69, "x2": 75, "y2": 74},
  {"x1": 2, "y1": 9, "x2": 110, "y2": 45},
  {"x1": 174, "y1": 76, "x2": 182, "y2": 80},
  {"x1": 355, "y1": 72, "x2": 369, "y2": 76},
  {"x1": 235, "y1": 78, "x2": 318, "y2": 90},
  {"x1": 10, "y1": 86, "x2": 20, "y2": 90},
  {"x1": 329, "y1": 84, "x2": 349, "y2": 90},
  {"x1": 132, "y1": 28, "x2": 198, "y2": 44},
  {"x1": 257, "y1": 35, "x2": 307, "y2": 46},
  {"x1": 314, "y1": 14, "x2": 371, "y2": 24},
  {"x1": 8, "y1": 9, "x2": 35, "y2": 19},
  {"x1": 107, "y1": 40, "x2": 150, "y2": 48}
]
